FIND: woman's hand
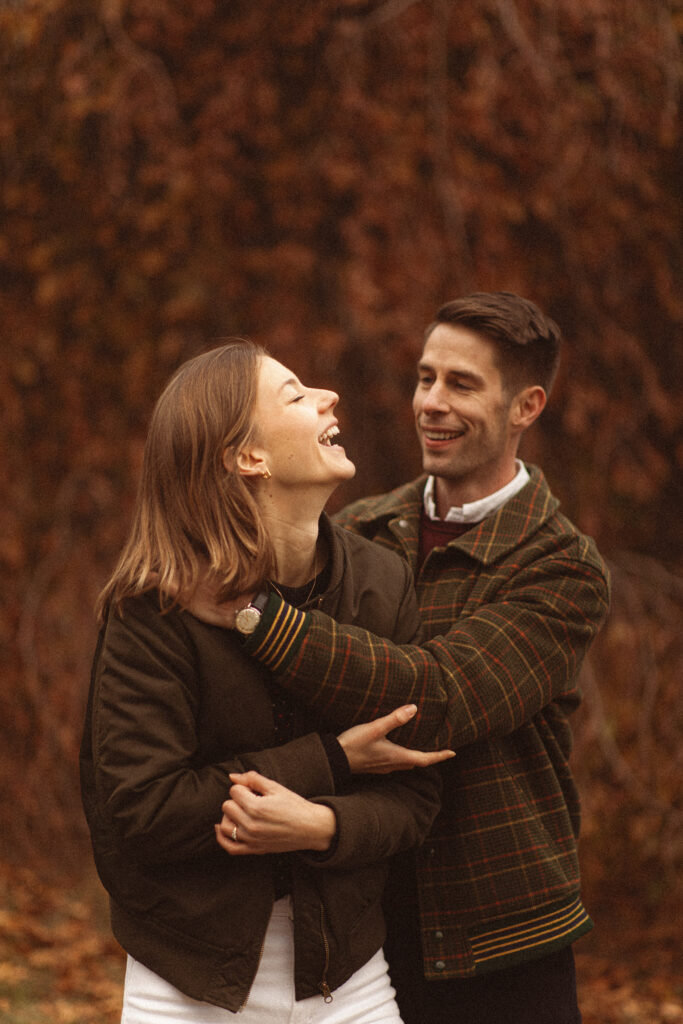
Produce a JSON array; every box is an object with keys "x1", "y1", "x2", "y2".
[
  {"x1": 215, "y1": 772, "x2": 337, "y2": 856},
  {"x1": 338, "y1": 705, "x2": 455, "y2": 774}
]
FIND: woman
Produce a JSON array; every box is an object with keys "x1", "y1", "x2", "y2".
[{"x1": 80, "y1": 341, "x2": 450, "y2": 1023}]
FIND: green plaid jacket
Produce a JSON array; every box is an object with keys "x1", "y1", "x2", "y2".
[{"x1": 245, "y1": 465, "x2": 610, "y2": 977}]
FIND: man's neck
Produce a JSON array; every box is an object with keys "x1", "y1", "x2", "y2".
[{"x1": 427, "y1": 461, "x2": 529, "y2": 522}]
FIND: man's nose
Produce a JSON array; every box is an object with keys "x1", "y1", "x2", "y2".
[{"x1": 421, "y1": 382, "x2": 449, "y2": 413}]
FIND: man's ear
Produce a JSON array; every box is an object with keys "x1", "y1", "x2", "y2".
[{"x1": 511, "y1": 386, "x2": 546, "y2": 432}]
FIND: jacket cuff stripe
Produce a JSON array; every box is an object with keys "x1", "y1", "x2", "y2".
[
  {"x1": 469, "y1": 897, "x2": 592, "y2": 968},
  {"x1": 248, "y1": 599, "x2": 308, "y2": 672}
]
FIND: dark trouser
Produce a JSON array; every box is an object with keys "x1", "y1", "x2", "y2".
[{"x1": 383, "y1": 898, "x2": 582, "y2": 1024}]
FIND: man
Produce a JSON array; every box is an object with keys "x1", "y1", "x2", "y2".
[{"x1": 196, "y1": 293, "x2": 610, "y2": 1023}]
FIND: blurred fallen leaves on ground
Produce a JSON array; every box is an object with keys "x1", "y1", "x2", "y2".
[
  {"x1": 576, "y1": 912, "x2": 683, "y2": 1024},
  {"x1": 1, "y1": 860, "x2": 681, "y2": 1024},
  {"x1": 0, "y1": 860, "x2": 123, "y2": 1024}
]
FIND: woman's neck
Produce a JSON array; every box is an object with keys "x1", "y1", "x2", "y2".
[
  {"x1": 260, "y1": 504, "x2": 325, "y2": 587},
  {"x1": 274, "y1": 536, "x2": 321, "y2": 587}
]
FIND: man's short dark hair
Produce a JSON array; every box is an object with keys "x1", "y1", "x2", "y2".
[{"x1": 425, "y1": 292, "x2": 562, "y2": 395}]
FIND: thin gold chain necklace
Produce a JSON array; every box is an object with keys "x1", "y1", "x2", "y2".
[
  {"x1": 269, "y1": 569, "x2": 318, "y2": 607},
  {"x1": 269, "y1": 547, "x2": 321, "y2": 606}
]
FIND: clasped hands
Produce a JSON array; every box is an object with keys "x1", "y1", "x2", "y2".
[
  {"x1": 215, "y1": 771, "x2": 337, "y2": 856},
  {"x1": 216, "y1": 704, "x2": 454, "y2": 857}
]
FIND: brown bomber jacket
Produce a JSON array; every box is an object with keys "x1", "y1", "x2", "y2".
[{"x1": 80, "y1": 514, "x2": 441, "y2": 1012}]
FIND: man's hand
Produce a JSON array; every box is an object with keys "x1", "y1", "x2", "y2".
[
  {"x1": 215, "y1": 772, "x2": 337, "y2": 855},
  {"x1": 153, "y1": 557, "x2": 256, "y2": 629},
  {"x1": 182, "y1": 580, "x2": 255, "y2": 630},
  {"x1": 338, "y1": 705, "x2": 455, "y2": 774}
]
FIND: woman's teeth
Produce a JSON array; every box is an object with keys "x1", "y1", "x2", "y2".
[{"x1": 318, "y1": 425, "x2": 340, "y2": 446}]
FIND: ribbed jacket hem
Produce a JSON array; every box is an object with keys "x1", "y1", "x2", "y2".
[{"x1": 423, "y1": 894, "x2": 593, "y2": 980}]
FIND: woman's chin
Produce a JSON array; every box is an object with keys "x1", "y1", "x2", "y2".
[
  {"x1": 327, "y1": 446, "x2": 355, "y2": 478},
  {"x1": 334, "y1": 457, "x2": 356, "y2": 482}
]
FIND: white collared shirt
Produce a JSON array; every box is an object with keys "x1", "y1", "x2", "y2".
[{"x1": 423, "y1": 460, "x2": 530, "y2": 523}]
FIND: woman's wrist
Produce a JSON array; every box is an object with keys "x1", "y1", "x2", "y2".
[{"x1": 306, "y1": 803, "x2": 337, "y2": 851}]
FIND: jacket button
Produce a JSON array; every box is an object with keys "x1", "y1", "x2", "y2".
[
  {"x1": 434, "y1": 930, "x2": 444, "y2": 941},
  {"x1": 398, "y1": 519, "x2": 408, "y2": 528},
  {"x1": 434, "y1": 960, "x2": 446, "y2": 971}
]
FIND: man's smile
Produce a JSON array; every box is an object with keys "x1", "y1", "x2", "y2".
[{"x1": 421, "y1": 425, "x2": 466, "y2": 444}]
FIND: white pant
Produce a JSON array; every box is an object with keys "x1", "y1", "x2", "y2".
[{"x1": 121, "y1": 897, "x2": 403, "y2": 1023}]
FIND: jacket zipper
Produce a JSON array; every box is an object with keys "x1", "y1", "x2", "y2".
[
  {"x1": 318, "y1": 903, "x2": 333, "y2": 1002},
  {"x1": 237, "y1": 933, "x2": 267, "y2": 1013}
]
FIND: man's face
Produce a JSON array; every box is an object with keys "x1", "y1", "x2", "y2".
[{"x1": 412, "y1": 324, "x2": 520, "y2": 509}]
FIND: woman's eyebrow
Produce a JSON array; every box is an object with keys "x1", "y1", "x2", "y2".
[{"x1": 278, "y1": 377, "x2": 301, "y2": 394}]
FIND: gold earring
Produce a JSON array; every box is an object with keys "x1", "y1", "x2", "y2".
[{"x1": 262, "y1": 467, "x2": 271, "y2": 479}]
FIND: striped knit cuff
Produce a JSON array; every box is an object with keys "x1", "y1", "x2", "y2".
[
  {"x1": 468, "y1": 896, "x2": 593, "y2": 974},
  {"x1": 243, "y1": 591, "x2": 310, "y2": 672}
]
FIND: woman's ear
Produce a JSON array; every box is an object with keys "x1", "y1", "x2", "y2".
[
  {"x1": 511, "y1": 385, "x2": 546, "y2": 432},
  {"x1": 232, "y1": 446, "x2": 270, "y2": 479}
]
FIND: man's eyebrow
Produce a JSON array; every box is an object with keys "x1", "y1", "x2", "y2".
[{"x1": 417, "y1": 362, "x2": 483, "y2": 385}]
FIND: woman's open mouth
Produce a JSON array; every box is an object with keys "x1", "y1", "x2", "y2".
[{"x1": 318, "y1": 426, "x2": 340, "y2": 446}]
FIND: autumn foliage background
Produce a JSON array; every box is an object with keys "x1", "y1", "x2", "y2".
[{"x1": 1, "y1": 0, "x2": 682, "y2": 1021}]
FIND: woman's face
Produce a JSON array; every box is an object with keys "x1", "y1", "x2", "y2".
[{"x1": 246, "y1": 355, "x2": 356, "y2": 491}]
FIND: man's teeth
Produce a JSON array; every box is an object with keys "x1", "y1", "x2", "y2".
[
  {"x1": 425, "y1": 430, "x2": 462, "y2": 440},
  {"x1": 318, "y1": 425, "x2": 340, "y2": 446}
]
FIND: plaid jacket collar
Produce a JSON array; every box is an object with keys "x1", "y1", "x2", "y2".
[{"x1": 352, "y1": 464, "x2": 560, "y2": 568}]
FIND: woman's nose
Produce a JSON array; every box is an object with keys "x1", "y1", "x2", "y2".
[{"x1": 317, "y1": 388, "x2": 339, "y2": 410}]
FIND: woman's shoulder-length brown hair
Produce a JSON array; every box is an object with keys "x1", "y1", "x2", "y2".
[{"x1": 96, "y1": 340, "x2": 275, "y2": 622}]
